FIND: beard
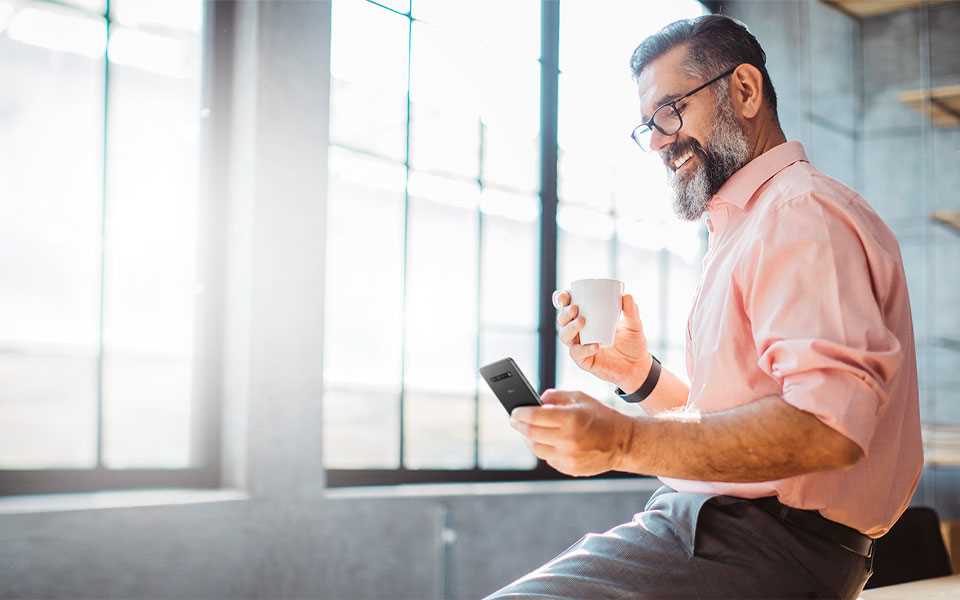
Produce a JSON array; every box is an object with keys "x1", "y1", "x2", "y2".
[{"x1": 666, "y1": 94, "x2": 751, "y2": 221}]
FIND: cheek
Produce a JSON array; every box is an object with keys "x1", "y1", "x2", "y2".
[{"x1": 680, "y1": 110, "x2": 713, "y2": 149}]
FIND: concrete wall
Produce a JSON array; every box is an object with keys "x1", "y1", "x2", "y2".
[
  {"x1": 724, "y1": 1, "x2": 860, "y2": 188},
  {"x1": 0, "y1": 481, "x2": 659, "y2": 599},
  {"x1": 725, "y1": 0, "x2": 960, "y2": 507}
]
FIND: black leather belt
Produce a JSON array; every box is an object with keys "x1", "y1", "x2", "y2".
[{"x1": 752, "y1": 496, "x2": 875, "y2": 558}]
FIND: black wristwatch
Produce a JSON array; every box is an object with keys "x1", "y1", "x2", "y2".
[{"x1": 614, "y1": 354, "x2": 661, "y2": 403}]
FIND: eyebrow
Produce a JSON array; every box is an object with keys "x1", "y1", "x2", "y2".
[{"x1": 641, "y1": 92, "x2": 682, "y2": 123}]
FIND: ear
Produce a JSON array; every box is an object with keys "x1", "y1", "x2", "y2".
[{"x1": 729, "y1": 63, "x2": 765, "y2": 120}]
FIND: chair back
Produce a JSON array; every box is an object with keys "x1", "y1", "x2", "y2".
[{"x1": 863, "y1": 506, "x2": 953, "y2": 589}]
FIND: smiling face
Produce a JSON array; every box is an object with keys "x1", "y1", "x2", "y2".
[{"x1": 636, "y1": 45, "x2": 751, "y2": 221}]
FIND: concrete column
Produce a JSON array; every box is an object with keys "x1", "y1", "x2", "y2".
[{"x1": 222, "y1": 0, "x2": 332, "y2": 497}]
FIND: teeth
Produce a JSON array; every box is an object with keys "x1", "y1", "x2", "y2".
[{"x1": 672, "y1": 152, "x2": 693, "y2": 170}]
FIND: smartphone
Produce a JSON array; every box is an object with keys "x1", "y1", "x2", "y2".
[{"x1": 479, "y1": 357, "x2": 542, "y2": 415}]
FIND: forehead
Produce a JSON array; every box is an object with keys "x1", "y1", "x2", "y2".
[{"x1": 636, "y1": 44, "x2": 700, "y2": 119}]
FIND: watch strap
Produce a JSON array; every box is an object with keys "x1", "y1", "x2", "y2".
[{"x1": 614, "y1": 354, "x2": 661, "y2": 403}]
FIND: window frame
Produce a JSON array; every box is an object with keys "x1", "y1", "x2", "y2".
[
  {"x1": 0, "y1": 0, "x2": 717, "y2": 495},
  {"x1": 324, "y1": 0, "x2": 711, "y2": 488},
  {"x1": 0, "y1": 0, "x2": 222, "y2": 497}
]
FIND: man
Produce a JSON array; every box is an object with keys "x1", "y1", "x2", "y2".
[{"x1": 486, "y1": 14, "x2": 921, "y2": 600}]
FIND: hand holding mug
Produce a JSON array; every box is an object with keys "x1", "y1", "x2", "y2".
[{"x1": 553, "y1": 280, "x2": 653, "y2": 391}]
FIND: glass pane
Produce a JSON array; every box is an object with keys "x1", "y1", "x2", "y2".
[
  {"x1": 330, "y1": 0, "x2": 408, "y2": 160},
  {"x1": 665, "y1": 252, "x2": 701, "y2": 361},
  {"x1": 409, "y1": 100, "x2": 480, "y2": 178},
  {"x1": 0, "y1": 355, "x2": 98, "y2": 468},
  {"x1": 0, "y1": 8, "x2": 104, "y2": 468},
  {"x1": 661, "y1": 344, "x2": 689, "y2": 387},
  {"x1": 480, "y1": 194, "x2": 539, "y2": 330},
  {"x1": 558, "y1": 0, "x2": 707, "y2": 217},
  {"x1": 324, "y1": 385, "x2": 400, "y2": 469},
  {"x1": 558, "y1": 148, "x2": 614, "y2": 212},
  {"x1": 107, "y1": 25, "x2": 199, "y2": 78},
  {"x1": 371, "y1": 0, "x2": 409, "y2": 14},
  {"x1": 484, "y1": 119, "x2": 539, "y2": 193},
  {"x1": 110, "y1": 0, "x2": 203, "y2": 33},
  {"x1": 558, "y1": 0, "x2": 706, "y2": 181},
  {"x1": 411, "y1": 0, "x2": 539, "y2": 192},
  {"x1": 611, "y1": 152, "x2": 678, "y2": 223},
  {"x1": 403, "y1": 190, "x2": 478, "y2": 468},
  {"x1": 615, "y1": 242, "x2": 662, "y2": 347},
  {"x1": 323, "y1": 149, "x2": 405, "y2": 468},
  {"x1": 557, "y1": 206, "x2": 614, "y2": 289},
  {"x1": 6, "y1": 2, "x2": 107, "y2": 58},
  {"x1": 102, "y1": 355, "x2": 192, "y2": 467},
  {"x1": 479, "y1": 330, "x2": 538, "y2": 469},
  {"x1": 324, "y1": 148, "x2": 405, "y2": 388},
  {"x1": 101, "y1": 21, "x2": 202, "y2": 468},
  {"x1": 64, "y1": 0, "x2": 107, "y2": 14},
  {"x1": 556, "y1": 347, "x2": 617, "y2": 407},
  {"x1": 405, "y1": 390, "x2": 474, "y2": 469}
]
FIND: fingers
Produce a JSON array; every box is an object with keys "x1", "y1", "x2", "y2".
[
  {"x1": 540, "y1": 389, "x2": 578, "y2": 406},
  {"x1": 620, "y1": 293, "x2": 644, "y2": 332},
  {"x1": 531, "y1": 442, "x2": 557, "y2": 462},
  {"x1": 511, "y1": 404, "x2": 566, "y2": 427},
  {"x1": 558, "y1": 311, "x2": 584, "y2": 347},
  {"x1": 556, "y1": 303, "x2": 578, "y2": 328},
  {"x1": 569, "y1": 343, "x2": 599, "y2": 365},
  {"x1": 511, "y1": 421, "x2": 566, "y2": 446},
  {"x1": 551, "y1": 290, "x2": 570, "y2": 310}
]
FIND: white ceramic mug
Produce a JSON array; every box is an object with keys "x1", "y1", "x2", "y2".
[{"x1": 567, "y1": 278, "x2": 624, "y2": 346}]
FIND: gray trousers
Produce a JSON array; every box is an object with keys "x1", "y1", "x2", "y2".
[{"x1": 484, "y1": 486, "x2": 873, "y2": 599}]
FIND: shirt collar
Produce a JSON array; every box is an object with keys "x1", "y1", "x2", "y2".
[{"x1": 708, "y1": 141, "x2": 808, "y2": 211}]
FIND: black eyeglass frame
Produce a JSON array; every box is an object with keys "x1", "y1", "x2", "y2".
[{"x1": 630, "y1": 66, "x2": 737, "y2": 150}]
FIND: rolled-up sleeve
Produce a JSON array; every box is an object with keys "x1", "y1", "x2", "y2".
[{"x1": 739, "y1": 193, "x2": 903, "y2": 456}]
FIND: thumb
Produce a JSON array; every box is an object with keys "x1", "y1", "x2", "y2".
[
  {"x1": 540, "y1": 389, "x2": 576, "y2": 406},
  {"x1": 621, "y1": 293, "x2": 644, "y2": 332}
]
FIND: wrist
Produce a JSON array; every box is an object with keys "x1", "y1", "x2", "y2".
[{"x1": 620, "y1": 353, "x2": 654, "y2": 395}]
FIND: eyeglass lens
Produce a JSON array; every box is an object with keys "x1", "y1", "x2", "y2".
[{"x1": 633, "y1": 104, "x2": 682, "y2": 151}]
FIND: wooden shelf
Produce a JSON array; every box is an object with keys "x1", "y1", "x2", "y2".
[
  {"x1": 899, "y1": 85, "x2": 960, "y2": 127},
  {"x1": 923, "y1": 423, "x2": 960, "y2": 466},
  {"x1": 932, "y1": 210, "x2": 960, "y2": 233},
  {"x1": 823, "y1": 0, "x2": 955, "y2": 18}
]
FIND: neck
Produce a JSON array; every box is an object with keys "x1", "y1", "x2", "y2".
[{"x1": 749, "y1": 118, "x2": 787, "y2": 161}]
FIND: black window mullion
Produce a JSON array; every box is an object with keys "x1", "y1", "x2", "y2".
[
  {"x1": 397, "y1": 2, "x2": 415, "y2": 468},
  {"x1": 94, "y1": 0, "x2": 113, "y2": 470},
  {"x1": 537, "y1": 0, "x2": 560, "y2": 395},
  {"x1": 474, "y1": 119, "x2": 486, "y2": 469}
]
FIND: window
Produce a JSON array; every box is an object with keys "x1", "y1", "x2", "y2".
[
  {"x1": 324, "y1": 0, "x2": 708, "y2": 486},
  {"x1": 556, "y1": 0, "x2": 708, "y2": 401},
  {"x1": 0, "y1": 0, "x2": 210, "y2": 494}
]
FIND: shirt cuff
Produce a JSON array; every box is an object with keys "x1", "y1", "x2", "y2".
[{"x1": 780, "y1": 368, "x2": 884, "y2": 458}]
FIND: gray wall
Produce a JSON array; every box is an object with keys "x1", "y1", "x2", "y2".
[
  {"x1": 725, "y1": 0, "x2": 960, "y2": 507},
  {"x1": 0, "y1": 482, "x2": 659, "y2": 599},
  {"x1": 2, "y1": 2, "x2": 959, "y2": 599}
]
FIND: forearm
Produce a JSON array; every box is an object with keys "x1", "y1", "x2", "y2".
[{"x1": 615, "y1": 395, "x2": 863, "y2": 482}]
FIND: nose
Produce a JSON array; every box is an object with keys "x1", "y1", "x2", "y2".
[{"x1": 649, "y1": 128, "x2": 675, "y2": 153}]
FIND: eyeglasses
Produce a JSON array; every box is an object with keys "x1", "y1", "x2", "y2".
[{"x1": 630, "y1": 66, "x2": 736, "y2": 152}]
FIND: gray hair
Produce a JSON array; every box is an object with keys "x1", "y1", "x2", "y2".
[{"x1": 629, "y1": 14, "x2": 778, "y2": 120}]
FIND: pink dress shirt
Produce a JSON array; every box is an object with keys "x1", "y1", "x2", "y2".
[{"x1": 660, "y1": 141, "x2": 922, "y2": 538}]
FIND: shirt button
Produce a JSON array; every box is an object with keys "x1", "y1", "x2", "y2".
[{"x1": 706, "y1": 216, "x2": 714, "y2": 233}]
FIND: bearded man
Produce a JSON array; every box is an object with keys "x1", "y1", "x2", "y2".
[{"x1": 486, "y1": 15, "x2": 921, "y2": 600}]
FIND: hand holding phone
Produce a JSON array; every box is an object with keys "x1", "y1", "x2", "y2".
[{"x1": 479, "y1": 357, "x2": 541, "y2": 415}]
